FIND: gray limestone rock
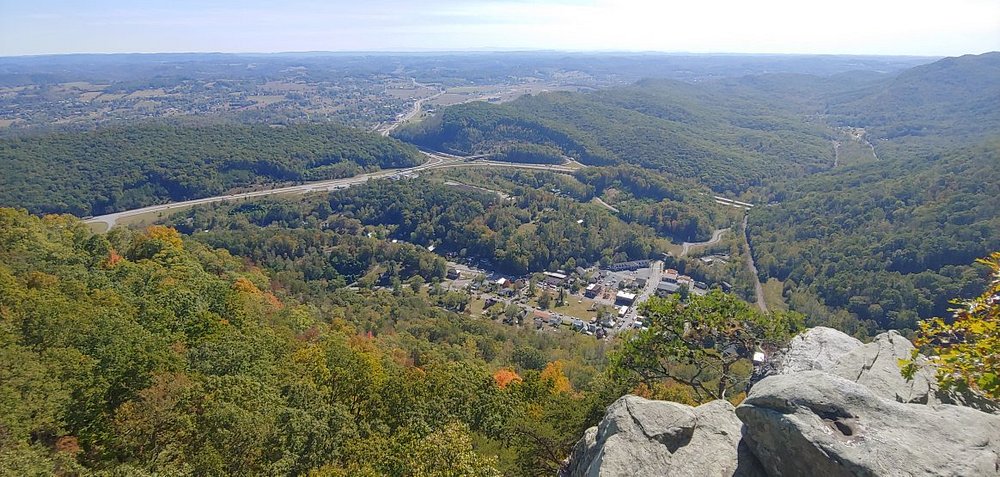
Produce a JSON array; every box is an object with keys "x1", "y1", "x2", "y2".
[
  {"x1": 777, "y1": 326, "x2": 862, "y2": 374},
  {"x1": 826, "y1": 330, "x2": 998, "y2": 412},
  {"x1": 830, "y1": 330, "x2": 939, "y2": 404},
  {"x1": 736, "y1": 371, "x2": 1000, "y2": 477},
  {"x1": 567, "y1": 395, "x2": 764, "y2": 477}
]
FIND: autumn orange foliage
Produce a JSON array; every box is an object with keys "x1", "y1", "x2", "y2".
[
  {"x1": 105, "y1": 248, "x2": 123, "y2": 267},
  {"x1": 55, "y1": 436, "x2": 81, "y2": 455},
  {"x1": 264, "y1": 292, "x2": 283, "y2": 310},
  {"x1": 493, "y1": 368, "x2": 522, "y2": 389}
]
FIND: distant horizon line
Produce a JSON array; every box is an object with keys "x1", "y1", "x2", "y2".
[{"x1": 1, "y1": 48, "x2": 974, "y2": 60}]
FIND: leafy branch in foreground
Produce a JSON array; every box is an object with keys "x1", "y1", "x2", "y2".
[
  {"x1": 902, "y1": 252, "x2": 1000, "y2": 401},
  {"x1": 610, "y1": 291, "x2": 803, "y2": 402}
]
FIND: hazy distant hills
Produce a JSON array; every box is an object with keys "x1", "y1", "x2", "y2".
[
  {"x1": 827, "y1": 51, "x2": 1000, "y2": 142},
  {"x1": 0, "y1": 51, "x2": 935, "y2": 86}
]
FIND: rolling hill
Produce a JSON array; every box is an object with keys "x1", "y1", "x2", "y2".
[
  {"x1": 394, "y1": 78, "x2": 839, "y2": 194},
  {"x1": 396, "y1": 52, "x2": 1000, "y2": 334},
  {"x1": 751, "y1": 52, "x2": 1000, "y2": 334},
  {"x1": 0, "y1": 123, "x2": 423, "y2": 216}
]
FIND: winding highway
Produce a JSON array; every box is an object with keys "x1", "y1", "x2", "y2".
[
  {"x1": 378, "y1": 79, "x2": 444, "y2": 137},
  {"x1": 680, "y1": 228, "x2": 728, "y2": 257},
  {"x1": 84, "y1": 152, "x2": 579, "y2": 231},
  {"x1": 593, "y1": 197, "x2": 619, "y2": 213},
  {"x1": 84, "y1": 83, "x2": 585, "y2": 232}
]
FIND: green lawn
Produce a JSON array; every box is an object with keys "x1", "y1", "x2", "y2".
[
  {"x1": 533, "y1": 292, "x2": 599, "y2": 320},
  {"x1": 762, "y1": 278, "x2": 788, "y2": 312}
]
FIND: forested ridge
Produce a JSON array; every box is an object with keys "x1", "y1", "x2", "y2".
[
  {"x1": 301, "y1": 177, "x2": 665, "y2": 274},
  {"x1": 751, "y1": 141, "x2": 999, "y2": 334},
  {"x1": 429, "y1": 165, "x2": 727, "y2": 243},
  {"x1": 0, "y1": 208, "x2": 628, "y2": 475},
  {"x1": 396, "y1": 52, "x2": 1000, "y2": 334},
  {"x1": 826, "y1": 52, "x2": 1000, "y2": 142},
  {"x1": 0, "y1": 123, "x2": 423, "y2": 217},
  {"x1": 394, "y1": 78, "x2": 836, "y2": 193},
  {"x1": 750, "y1": 52, "x2": 1000, "y2": 335}
]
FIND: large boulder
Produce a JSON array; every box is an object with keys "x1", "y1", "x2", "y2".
[
  {"x1": 798, "y1": 329, "x2": 998, "y2": 412},
  {"x1": 830, "y1": 330, "x2": 940, "y2": 404},
  {"x1": 736, "y1": 371, "x2": 1000, "y2": 477},
  {"x1": 567, "y1": 395, "x2": 764, "y2": 477},
  {"x1": 777, "y1": 326, "x2": 862, "y2": 374}
]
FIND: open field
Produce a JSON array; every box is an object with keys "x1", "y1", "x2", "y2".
[
  {"x1": 127, "y1": 88, "x2": 168, "y2": 99},
  {"x1": 468, "y1": 296, "x2": 487, "y2": 316},
  {"x1": 385, "y1": 86, "x2": 438, "y2": 100},
  {"x1": 532, "y1": 293, "x2": 600, "y2": 321},
  {"x1": 762, "y1": 278, "x2": 788, "y2": 312},
  {"x1": 834, "y1": 132, "x2": 880, "y2": 166},
  {"x1": 427, "y1": 83, "x2": 586, "y2": 108}
]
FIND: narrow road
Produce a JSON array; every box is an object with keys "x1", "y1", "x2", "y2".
[
  {"x1": 593, "y1": 197, "x2": 619, "y2": 213},
  {"x1": 865, "y1": 137, "x2": 879, "y2": 161},
  {"x1": 84, "y1": 153, "x2": 581, "y2": 230},
  {"x1": 379, "y1": 80, "x2": 444, "y2": 137},
  {"x1": 616, "y1": 260, "x2": 663, "y2": 334},
  {"x1": 443, "y1": 160, "x2": 577, "y2": 173},
  {"x1": 84, "y1": 152, "x2": 444, "y2": 230},
  {"x1": 443, "y1": 181, "x2": 510, "y2": 199},
  {"x1": 680, "y1": 228, "x2": 728, "y2": 257},
  {"x1": 85, "y1": 83, "x2": 584, "y2": 232},
  {"x1": 741, "y1": 215, "x2": 768, "y2": 313}
]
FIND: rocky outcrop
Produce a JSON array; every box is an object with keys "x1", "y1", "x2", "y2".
[
  {"x1": 737, "y1": 371, "x2": 1000, "y2": 477},
  {"x1": 785, "y1": 328, "x2": 998, "y2": 412},
  {"x1": 830, "y1": 330, "x2": 940, "y2": 405},
  {"x1": 776, "y1": 326, "x2": 862, "y2": 374},
  {"x1": 568, "y1": 327, "x2": 1000, "y2": 476},
  {"x1": 566, "y1": 395, "x2": 764, "y2": 477}
]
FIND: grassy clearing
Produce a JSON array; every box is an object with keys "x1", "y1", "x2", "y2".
[
  {"x1": 468, "y1": 296, "x2": 487, "y2": 317},
  {"x1": 532, "y1": 293, "x2": 599, "y2": 321},
  {"x1": 762, "y1": 278, "x2": 788, "y2": 312},
  {"x1": 661, "y1": 239, "x2": 684, "y2": 257},
  {"x1": 85, "y1": 221, "x2": 110, "y2": 234}
]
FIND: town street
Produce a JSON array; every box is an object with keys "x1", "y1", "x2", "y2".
[{"x1": 617, "y1": 260, "x2": 663, "y2": 333}]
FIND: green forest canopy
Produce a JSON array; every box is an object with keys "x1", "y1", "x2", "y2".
[
  {"x1": 0, "y1": 123, "x2": 423, "y2": 216},
  {"x1": 394, "y1": 78, "x2": 837, "y2": 194},
  {"x1": 396, "y1": 53, "x2": 1000, "y2": 334},
  {"x1": 0, "y1": 207, "x2": 625, "y2": 475}
]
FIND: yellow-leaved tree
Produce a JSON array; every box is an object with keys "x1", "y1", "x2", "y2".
[{"x1": 902, "y1": 252, "x2": 1000, "y2": 401}]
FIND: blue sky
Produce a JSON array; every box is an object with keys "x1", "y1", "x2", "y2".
[{"x1": 2, "y1": 0, "x2": 998, "y2": 56}]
